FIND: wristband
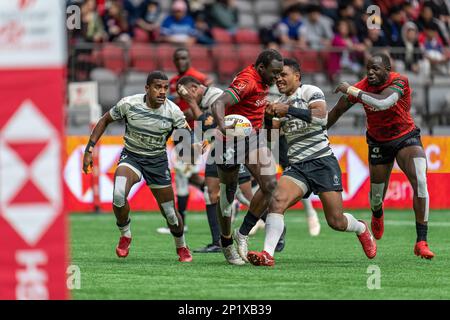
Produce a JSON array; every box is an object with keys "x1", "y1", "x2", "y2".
[
  {"x1": 85, "y1": 140, "x2": 96, "y2": 153},
  {"x1": 346, "y1": 86, "x2": 362, "y2": 98}
]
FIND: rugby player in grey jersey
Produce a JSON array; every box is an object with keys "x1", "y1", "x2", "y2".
[
  {"x1": 82, "y1": 71, "x2": 196, "y2": 262},
  {"x1": 247, "y1": 58, "x2": 377, "y2": 266}
]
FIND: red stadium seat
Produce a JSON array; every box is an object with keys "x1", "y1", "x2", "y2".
[
  {"x1": 211, "y1": 27, "x2": 234, "y2": 44},
  {"x1": 292, "y1": 50, "x2": 323, "y2": 74},
  {"x1": 189, "y1": 45, "x2": 213, "y2": 73},
  {"x1": 101, "y1": 43, "x2": 126, "y2": 74},
  {"x1": 238, "y1": 44, "x2": 263, "y2": 68},
  {"x1": 157, "y1": 44, "x2": 178, "y2": 72},
  {"x1": 133, "y1": 27, "x2": 150, "y2": 43},
  {"x1": 212, "y1": 45, "x2": 240, "y2": 83},
  {"x1": 235, "y1": 29, "x2": 260, "y2": 44},
  {"x1": 129, "y1": 44, "x2": 157, "y2": 72}
]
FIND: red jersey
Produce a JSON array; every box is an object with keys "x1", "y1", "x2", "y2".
[
  {"x1": 224, "y1": 65, "x2": 269, "y2": 130},
  {"x1": 169, "y1": 67, "x2": 209, "y2": 127},
  {"x1": 348, "y1": 72, "x2": 415, "y2": 142}
]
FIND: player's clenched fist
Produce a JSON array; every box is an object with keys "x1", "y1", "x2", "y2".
[
  {"x1": 82, "y1": 151, "x2": 93, "y2": 174},
  {"x1": 334, "y1": 81, "x2": 351, "y2": 94}
]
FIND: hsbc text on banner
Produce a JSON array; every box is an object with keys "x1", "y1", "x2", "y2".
[
  {"x1": 64, "y1": 136, "x2": 450, "y2": 212},
  {"x1": 0, "y1": 0, "x2": 67, "y2": 300}
]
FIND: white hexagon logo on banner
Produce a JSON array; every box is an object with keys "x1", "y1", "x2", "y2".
[{"x1": 0, "y1": 100, "x2": 61, "y2": 246}]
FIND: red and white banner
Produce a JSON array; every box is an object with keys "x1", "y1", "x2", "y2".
[
  {"x1": 64, "y1": 136, "x2": 450, "y2": 212},
  {"x1": 0, "y1": 0, "x2": 67, "y2": 300}
]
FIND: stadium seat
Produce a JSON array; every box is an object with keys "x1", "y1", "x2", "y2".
[
  {"x1": 212, "y1": 45, "x2": 240, "y2": 84},
  {"x1": 235, "y1": 0, "x2": 253, "y2": 13},
  {"x1": 101, "y1": 43, "x2": 126, "y2": 74},
  {"x1": 133, "y1": 27, "x2": 150, "y2": 43},
  {"x1": 238, "y1": 44, "x2": 263, "y2": 68},
  {"x1": 254, "y1": 0, "x2": 281, "y2": 14},
  {"x1": 189, "y1": 45, "x2": 214, "y2": 73},
  {"x1": 292, "y1": 50, "x2": 323, "y2": 74},
  {"x1": 235, "y1": 29, "x2": 260, "y2": 44},
  {"x1": 238, "y1": 13, "x2": 257, "y2": 29},
  {"x1": 157, "y1": 44, "x2": 178, "y2": 72},
  {"x1": 211, "y1": 27, "x2": 233, "y2": 44},
  {"x1": 257, "y1": 14, "x2": 279, "y2": 28},
  {"x1": 90, "y1": 68, "x2": 121, "y2": 111},
  {"x1": 129, "y1": 44, "x2": 158, "y2": 72}
]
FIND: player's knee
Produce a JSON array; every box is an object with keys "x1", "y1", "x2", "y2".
[
  {"x1": 113, "y1": 176, "x2": 127, "y2": 208},
  {"x1": 271, "y1": 190, "x2": 288, "y2": 211},
  {"x1": 260, "y1": 177, "x2": 277, "y2": 196},
  {"x1": 161, "y1": 201, "x2": 179, "y2": 226}
]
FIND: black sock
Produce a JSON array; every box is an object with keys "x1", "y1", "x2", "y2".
[
  {"x1": 206, "y1": 203, "x2": 220, "y2": 245},
  {"x1": 239, "y1": 211, "x2": 259, "y2": 236},
  {"x1": 220, "y1": 235, "x2": 233, "y2": 247},
  {"x1": 171, "y1": 230, "x2": 183, "y2": 238},
  {"x1": 177, "y1": 195, "x2": 189, "y2": 224},
  {"x1": 116, "y1": 218, "x2": 130, "y2": 228},
  {"x1": 416, "y1": 222, "x2": 428, "y2": 242},
  {"x1": 372, "y1": 208, "x2": 383, "y2": 218},
  {"x1": 260, "y1": 210, "x2": 268, "y2": 222}
]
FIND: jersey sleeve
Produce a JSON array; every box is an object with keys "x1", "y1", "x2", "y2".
[
  {"x1": 172, "y1": 105, "x2": 188, "y2": 129},
  {"x1": 388, "y1": 76, "x2": 408, "y2": 97},
  {"x1": 305, "y1": 86, "x2": 326, "y2": 106},
  {"x1": 109, "y1": 98, "x2": 130, "y2": 121},
  {"x1": 224, "y1": 76, "x2": 254, "y2": 104}
]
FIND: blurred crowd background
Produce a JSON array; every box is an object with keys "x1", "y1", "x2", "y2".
[{"x1": 66, "y1": 0, "x2": 450, "y2": 135}]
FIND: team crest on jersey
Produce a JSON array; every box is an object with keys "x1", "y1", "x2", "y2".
[{"x1": 160, "y1": 120, "x2": 171, "y2": 129}]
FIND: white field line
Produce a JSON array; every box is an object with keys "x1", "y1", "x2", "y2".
[{"x1": 71, "y1": 214, "x2": 450, "y2": 227}]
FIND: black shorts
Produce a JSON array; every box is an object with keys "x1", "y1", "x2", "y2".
[
  {"x1": 117, "y1": 148, "x2": 171, "y2": 188},
  {"x1": 215, "y1": 132, "x2": 267, "y2": 172},
  {"x1": 282, "y1": 155, "x2": 343, "y2": 198},
  {"x1": 205, "y1": 148, "x2": 251, "y2": 184},
  {"x1": 367, "y1": 128, "x2": 423, "y2": 165}
]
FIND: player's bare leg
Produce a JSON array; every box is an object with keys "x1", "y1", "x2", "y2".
[
  {"x1": 194, "y1": 176, "x2": 221, "y2": 253},
  {"x1": 112, "y1": 166, "x2": 141, "y2": 258},
  {"x1": 152, "y1": 186, "x2": 192, "y2": 262},
  {"x1": 232, "y1": 180, "x2": 253, "y2": 223},
  {"x1": 247, "y1": 177, "x2": 301, "y2": 266},
  {"x1": 396, "y1": 146, "x2": 434, "y2": 259},
  {"x1": 368, "y1": 162, "x2": 394, "y2": 239},
  {"x1": 320, "y1": 191, "x2": 376, "y2": 259},
  {"x1": 217, "y1": 166, "x2": 245, "y2": 265},
  {"x1": 235, "y1": 146, "x2": 277, "y2": 261}
]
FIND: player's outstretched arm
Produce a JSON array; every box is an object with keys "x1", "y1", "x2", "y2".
[
  {"x1": 269, "y1": 100, "x2": 327, "y2": 126},
  {"x1": 211, "y1": 92, "x2": 237, "y2": 134},
  {"x1": 82, "y1": 112, "x2": 115, "y2": 174},
  {"x1": 334, "y1": 81, "x2": 401, "y2": 111},
  {"x1": 327, "y1": 95, "x2": 354, "y2": 129}
]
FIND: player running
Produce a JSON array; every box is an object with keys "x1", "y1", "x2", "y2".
[
  {"x1": 247, "y1": 58, "x2": 377, "y2": 266},
  {"x1": 156, "y1": 47, "x2": 212, "y2": 235},
  {"x1": 176, "y1": 76, "x2": 254, "y2": 254},
  {"x1": 82, "y1": 71, "x2": 194, "y2": 262},
  {"x1": 211, "y1": 49, "x2": 283, "y2": 265},
  {"x1": 328, "y1": 52, "x2": 434, "y2": 259}
]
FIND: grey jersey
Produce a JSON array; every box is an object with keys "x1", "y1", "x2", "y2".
[
  {"x1": 199, "y1": 86, "x2": 223, "y2": 113},
  {"x1": 109, "y1": 94, "x2": 187, "y2": 157},
  {"x1": 278, "y1": 85, "x2": 332, "y2": 163}
]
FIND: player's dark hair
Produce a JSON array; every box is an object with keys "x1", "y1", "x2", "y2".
[
  {"x1": 177, "y1": 75, "x2": 201, "y2": 87},
  {"x1": 173, "y1": 47, "x2": 189, "y2": 58},
  {"x1": 255, "y1": 49, "x2": 283, "y2": 68},
  {"x1": 283, "y1": 58, "x2": 301, "y2": 74},
  {"x1": 146, "y1": 71, "x2": 168, "y2": 85},
  {"x1": 371, "y1": 52, "x2": 391, "y2": 69}
]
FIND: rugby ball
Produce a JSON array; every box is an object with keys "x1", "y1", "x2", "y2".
[{"x1": 224, "y1": 114, "x2": 253, "y2": 137}]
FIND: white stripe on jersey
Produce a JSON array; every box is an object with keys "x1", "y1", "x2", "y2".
[{"x1": 277, "y1": 84, "x2": 332, "y2": 163}]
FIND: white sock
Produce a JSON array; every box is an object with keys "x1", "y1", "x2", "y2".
[
  {"x1": 302, "y1": 199, "x2": 317, "y2": 218},
  {"x1": 118, "y1": 220, "x2": 131, "y2": 238},
  {"x1": 174, "y1": 234, "x2": 186, "y2": 248},
  {"x1": 343, "y1": 213, "x2": 366, "y2": 235},
  {"x1": 263, "y1": 213, "x2": 285, "y2": 257}
]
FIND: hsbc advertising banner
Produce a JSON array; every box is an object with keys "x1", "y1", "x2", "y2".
[
  {"x1": 64, "y1": 136, "x2": 450, "y2": 212},
  {"x1": 0, "y1": 0, "x2": 67, "y2": 299}
]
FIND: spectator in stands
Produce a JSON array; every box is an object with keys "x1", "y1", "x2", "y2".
[
  {"x1": 399, "y1": 21, "x2": 423, "y2": 73},
  {"x1": 103, "y1": 1, "x2": 131, "y2": 43},
  {"x1": 383, "y1": 5, "x2": 405, "y2": 48},
  {"x1": 160, "y1": 0, "x2": 197, "y2": 45},
  {"x1": 402, "y1": 1, "x2": 420, "y2": 21},
  {"x1": 207, "y1": 0, "x2": 238, "y2": 33},
  {"x1": 419, "y1": 22, "x2": 450, "y2": 74},
  {"x1": 320, "y1": 0, "x2": 339, "y2": 22},
  {"x1": 281, "y1": 0, "x2": 309, "y2": 12},
  {"x1": 79, "y1": 0, "x2": 107, "y2": 43},
  {"x1": 416, "y1": 3, "x2": 450, "y2": 46},
  {"x1": 135, "y1": 0, "x2": 162, "y2": 41},
  {"x1": 124, "y1": 0, "x2": 147, "y2": 30},
  {"x1": 298, "y1": 4, "x2": 334, "y2": 50},
  {"x1": 363, "y1": 15, "x2": 388, "y2": 51},
  {"x1": 328, "y1": 19, "x2": 364, "y2": 82},
  {"x1": 194, "y1": 12, "x2": 215, "y2": 45},
  {"x1": 337, "y1": 2, "x2": 355, "y2": 22},
  {"x1": 273, "y1": 4, "x2": 303, "y2": 47}
]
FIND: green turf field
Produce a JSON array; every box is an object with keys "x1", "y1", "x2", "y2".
[{"x1": 70, "y1": 210, "x2": 450, "y2": 300}]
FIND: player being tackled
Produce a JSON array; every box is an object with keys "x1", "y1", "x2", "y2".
[
  {"x1": 329, "y1": 52, "x2": 434, "y2": 259},
  {"x1": 247, "y1": 58, "x2": 377, "y2": 267}
]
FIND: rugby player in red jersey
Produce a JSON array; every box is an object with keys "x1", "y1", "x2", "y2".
[
  {"x1": 211, "y1": 49, "x2": 283, "y2": 265},
  {"x1": 328, "y1": 52, "x2": 434, "y2": 259}
]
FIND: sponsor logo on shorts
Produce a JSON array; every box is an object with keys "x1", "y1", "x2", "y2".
[
  {"x1": 333, "y1": 174, "x2": 340, "y2": 186},
  {"x1": 119, "y1": 154, "x2": 128, "y2": 162}
]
